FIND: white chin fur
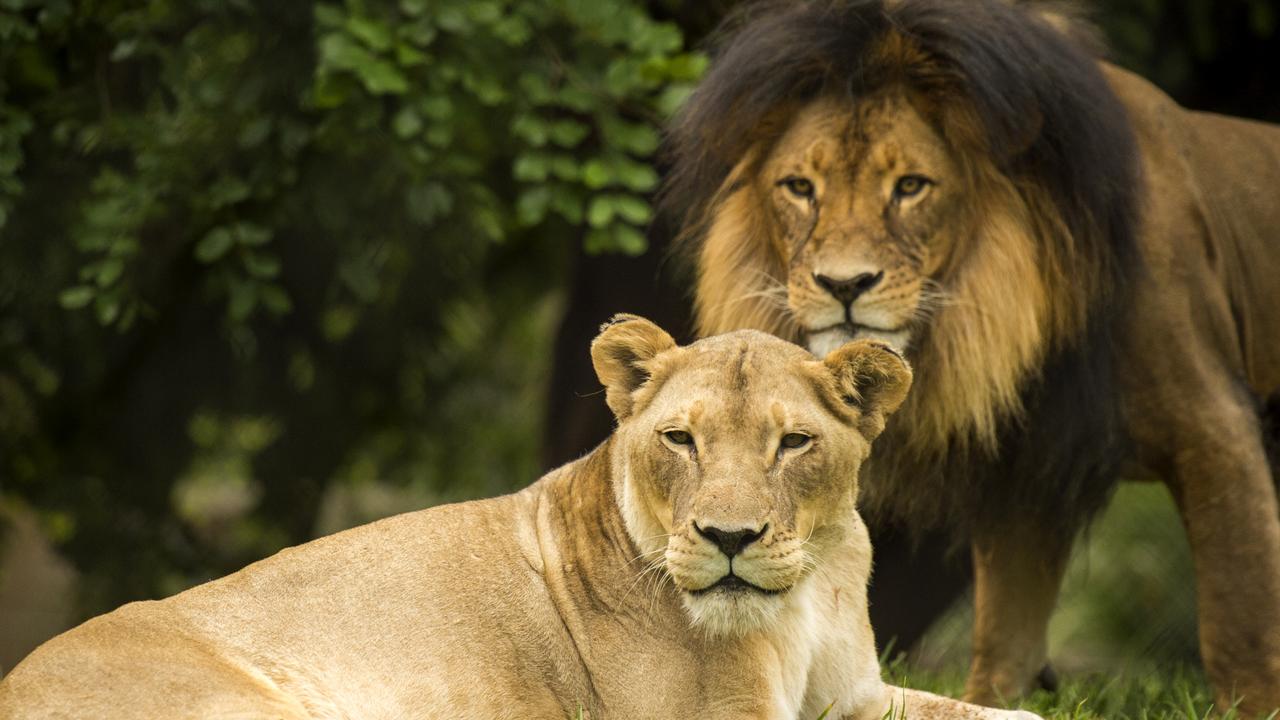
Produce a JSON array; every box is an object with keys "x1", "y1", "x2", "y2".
[
  {"x1": 682, "y1": 589, "x2": 786, "y2": 637},
  {"x1": 806, "y1": 326, "x2": 910, "y2": 358}
]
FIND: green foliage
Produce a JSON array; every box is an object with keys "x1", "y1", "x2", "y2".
[
  {"x1": 883, "y1": 660, "x2": 1253, "y2": 720},
  {"x1": 0, "y1": 0, "x2": 701, "y2": 610}
]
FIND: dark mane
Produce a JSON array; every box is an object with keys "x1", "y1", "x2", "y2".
[
  {"x1": 662, "y1": 0, "x2": 1144, "y2": 540},
  {"x1": 664, "y1": 0, "x2": 1138, "y2": 285}
]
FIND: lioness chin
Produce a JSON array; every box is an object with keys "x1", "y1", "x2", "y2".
[{"x1": 0, "y1": 315, "x2": 1039, "y2": 720}]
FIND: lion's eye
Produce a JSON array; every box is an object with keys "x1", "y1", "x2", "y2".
[
  {"x1": 780, "y1": 432, "x2": 812, "y2": 450},
  {"x1": 779, "y1": 176, "x2": 815, "y2": 199},
  {"x1": 663, "y1": 430, "x2": 694, "y2": 446},
  {"x1": 893, "y1": 175, "x2": 931, "y2": 199}
]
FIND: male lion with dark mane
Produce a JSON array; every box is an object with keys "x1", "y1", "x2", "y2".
[
  {"x1": 0, "y1": 316, "x2": 1041, "y2": 720},
  {"x1": 665, "y1": 0, "x2": 1280, "y2": 714}
]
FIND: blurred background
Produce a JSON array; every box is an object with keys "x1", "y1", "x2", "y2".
[{"x1": 0, "y1": 0, "x2": 1277, "y2": 679}]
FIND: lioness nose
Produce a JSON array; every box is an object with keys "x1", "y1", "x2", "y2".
[
  {"x1": 695, "y1": 523, "x2": 766, "y2": 557},
  {"x1": 814, "y1": 271, "x2": 883, "y2": 306}
]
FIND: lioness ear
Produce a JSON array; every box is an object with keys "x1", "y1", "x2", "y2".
[
  {"x1": 591, "y1": 314, "x2": 678, "y2": 421},
  {"x1": 824, "y1": 340, "x2": 913, "y2": 437}
]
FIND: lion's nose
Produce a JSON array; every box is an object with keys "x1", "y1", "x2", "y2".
[
  {"x1": 813, "y1": 271, "x2": 884, "y2": 306},
  {"x1": 694, "y1": 523, "x2": 767, "y2": 557}
]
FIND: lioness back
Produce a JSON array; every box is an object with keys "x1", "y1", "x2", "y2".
[{"x1": 1, "y1": 481, "x2": 586, "y2": 719}]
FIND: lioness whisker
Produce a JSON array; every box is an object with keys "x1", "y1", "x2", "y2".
[
  {"x1": 621, "y1": 556, "x2": 670, "y2": 604},
  {"x1": 627, "y1": 546, "x2": 668, "y2": 564}
]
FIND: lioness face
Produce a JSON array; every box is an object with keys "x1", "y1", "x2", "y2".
[
  {"x1": 759, "y1": 94, "x2": 961, "y2": 358},
  {"x1": 592, "y1": 316, "x2": 911, "y2": 637}
]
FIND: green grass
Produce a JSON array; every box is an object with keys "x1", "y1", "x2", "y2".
[{"x1": 883, "y1": 659, "x2": 1278, "y2": 720}]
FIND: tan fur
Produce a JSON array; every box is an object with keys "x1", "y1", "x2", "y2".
[
  {"x1": 0, "y1": 318, "x2": 1040, "y2": 720},
  {"x1": 688, "y1": 52, "x2": 1280, "y2": 716},
  {"x1": 694, "y1": 94, "x2": 1066, "y2": 452}
]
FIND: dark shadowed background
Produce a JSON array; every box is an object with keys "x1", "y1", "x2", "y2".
[{"x1": 0, "y1": 0, "x2": 1277, "y2": 678}]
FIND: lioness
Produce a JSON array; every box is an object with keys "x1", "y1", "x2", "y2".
[
  {"x1": 665, "y1": 0, "x2": 1280, "y2": 713},
  {"x1": 0, "y1": 316, "x2": 1038, "y2": 719}
]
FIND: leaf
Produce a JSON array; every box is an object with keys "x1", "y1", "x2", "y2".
[
  {"x1": 549, "y1": 187, "x2": 584, "y2": 225},
  {"x1": 493, "y1": 16, "x2": 532, "y2": 45},
  {"x1": 629, "y1": 20, "x2": 681, "y2": 54},
  {"x1": 556, "y1": 86, "x2": 595, "y2": 113},
  {"x1": 242, "y1": 252, "x2": 281, "y2": 279},
  {"x1": 604, "y1": 59, "x2": 641, "y2": 97},
  {"x1": 472, "y1": 205, "x2": 504, "y2": 241},
  {"x1": 656, "y1": 83, "x2": 695, "y2": 117},
  {"x1": 419, "y1": 95, "x2": 452, "y2": 120},
  {"x1": 392, "y1": 107, "x2": 422, "y2": 138},
  {"x1": 208, "y1": 176, "x2": 251, "y2": 208},
  {"x1": 665, "y1": 53, "x2": 708, "y2": 82},
  {"x1": 228, "y1": 280, "x2": 258, "y2": 322},
  {"x1": 399, "y1": 0, "x2": 427, "y2": 17},
  {"x1": 548, "y1": 155, "x2": 580, "y2": 182},
  {"x1": 611, "y1": 194, "x2": 651, "y2": 224},
  {"x1": 584, "y1": 227, "x2": 612, "y2": 254},
  {"x1": 424, "y1": 124, "x2": 453, "y2": 147},
  {"x1": 237, "y1": 117, "x2": 272, "y2": 148},
  {"x1": 346, "y1": 16, "x2": 393, "y2": 52},
  {"x1": 513, "y1": 153, "x2": 549, "y2": 182},
  {"x1": 602, "y1": 117, "x2": 659, "y2": 155},
  {"x1": 260, "y1": 284, "x2": 293, "y2": 315},
  {"x1": 401, "y1": 19, "x2": 437, "y2": 46},
  {"x1": 314, "y1": 4, "x2": 345, "y2": 28},
  {"x1": 322, "y1": 305, "x2": 359, "y2": 342},
  {"x1": 547, "y1": 120, "x2": 589, "y2": 148},
  {"x1": 339, "y1": 259, "x2": 381, "y2": 302},
  {"x1": 109, "y1": 38, "x2": 138, "y2": 62},
  {"x1": 94, "y1": 293, "x2": 120, "y2": 325},
  {"x1": 58, "y1": 285, "x2": 95, "y2": 309},
  {"x1": 318, "y1": 33, "x2": 371, "y2": 72},
  {"x1": 581, "y1": 159, "x2": 611, "y2": 189},
  {"x1": 395, "y1": 43, "x2": 426, "y2": 66},
  {"x1": 586, "y1": 196, "x2": 614, "y2": 228},
  {"x1": 195, "y1": 227, "x2": 234, "y2": 263},
  {"x1": 436, "y1": 7, "x2": 470, "y2": 33},
  {"x1": 612, "y1": 224, "x2": 647, "y2": 256},
  {"x1": 95, "y1": 257, "x2": 125, "y2": 287},
  {"x1": 406, "y1": 183, "x2": 454, "y2": 225},
  {"x1": 466, "y1": 1, "x2": 501, "y2": 24},
  {"x1": 517, "y1": 72, "x2": 554, "y2": 105},
  {"x1": 234, "y1": 223, "x2": 272, "y2": 246},
  {"x1": 517, "y1": 186, "x2": 552, "y2": 227},
  {"x1": 511, "y1": 114, "x2": 548, "y2": 146},
  {"x1": 616, "y1": 159, "x2": 658, "y2": 192},
  {"x1": 358, "y1": 59, "x2": 410, "y2": 95}
]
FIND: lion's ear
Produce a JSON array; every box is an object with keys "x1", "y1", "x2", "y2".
[
  {"x1": 591, "y1": 314, "x2": 678, "y2": 421},
  {"x1": 823, "y1": 340, "x2": 913, "y2": 437}
]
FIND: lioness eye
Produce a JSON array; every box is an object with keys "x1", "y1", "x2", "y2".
[
  {"x1": 779, "y1": 176, "x2": 814, "y2": 199},
  {"x1": 664, "y1": 430, "x2": 694, "y2": 445},
  {"x1": 780, "y1": 432, "x2": 811, "y2": 449},
  {"x1": 893, "y1": 175, "x2": 930, "y2": 199}
]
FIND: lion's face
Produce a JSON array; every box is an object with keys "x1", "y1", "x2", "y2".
[
  {"x1": 591, "y1": 316, "x2": 911, "y2": 636},
  {"x1": 757, "y1": 94, "x2": 962, "y2": 358}
]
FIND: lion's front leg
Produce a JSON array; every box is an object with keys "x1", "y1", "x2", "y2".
[
  {"x1": 856, "y1": 687, "x2": 1042, "y2": 720},
  {"x1": 1166, "y1": 407, "x2": 1280, "y2": 717},
  {"x1": 962, "y1": 524, "x2": 1070, "y2": 706}
]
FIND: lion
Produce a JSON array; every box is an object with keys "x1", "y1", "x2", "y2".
[
  {"x1": 664, "y1": 0, "x2": 1280, "y2": 714},
  {"x1": 0, "y1": 315, "x2": 1040, "y2": 720}
]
